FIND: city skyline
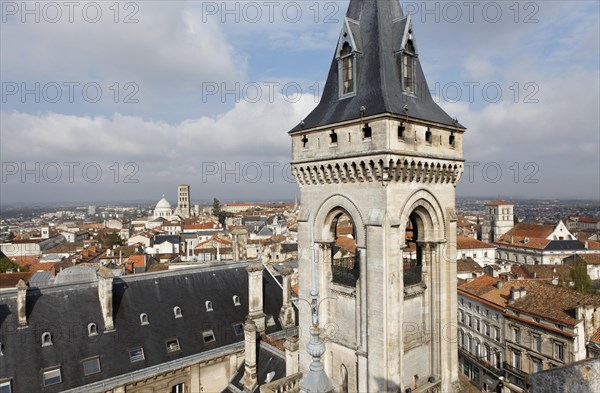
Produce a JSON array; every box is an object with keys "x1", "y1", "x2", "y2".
[{"x1": 1, "y1": 0, "x2": 599, "y2": 205}]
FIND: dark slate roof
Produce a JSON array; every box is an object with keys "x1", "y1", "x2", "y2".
[
  {"x1": 0, "y1": 262, "x2": 284, "y2": 392},
  {"x1": 242, "y1": 216, "x2": 267, "y2": 225},
  {"x1": 544, "y1": 240, "x2": 587, "y2": 251},
  {"x1": 281, "y1": 243, "x2": 298, "y2": 254},
  {"x1": 290, "y1": 0, "x2": 462, "y2": 133},
  {"x1": 153, "y1": 234, "x2": 180, "y2": 245},
  {"x1": 226, "y1": 344, "x2": 287, "y2": 393}
]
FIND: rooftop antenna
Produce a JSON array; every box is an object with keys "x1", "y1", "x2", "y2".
[{"x1": 300, "y1": 227, "x2": 335, "y2": 393}]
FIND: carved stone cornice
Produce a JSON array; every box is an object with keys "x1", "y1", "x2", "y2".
[{"x1": 292, "y1": 157, "x2": 464, "y2": 187}]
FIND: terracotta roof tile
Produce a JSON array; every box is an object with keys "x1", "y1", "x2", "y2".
[
  {"x1": 457, "y1": 236, "x2": 494, "y2": 250},
  {"x1": 485, "y1": 200, "x2": 512, "y2": 206}
]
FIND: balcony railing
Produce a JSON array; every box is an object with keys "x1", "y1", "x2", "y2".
[
  {"x1": 332, "y1": 255, "x2": 359, "y2": 287},
  {"x1": 503, "y1": 361, "x2": 528, "y2": 378},
  {"x1": 260, "y1": 372, "x2": 303, "y2": 393}
]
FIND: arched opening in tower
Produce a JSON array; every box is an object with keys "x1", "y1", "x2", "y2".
[
  {"x1": 330, "y1": 210, "x2": 359, "y2": 287},
  {"x1": 404, "y1": 212, "x2": 424, "y2": 287}
]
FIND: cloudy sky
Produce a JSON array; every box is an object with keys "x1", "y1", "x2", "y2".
[{"x1": 1, "y1": 0, "x2": 599, "y2": 205}]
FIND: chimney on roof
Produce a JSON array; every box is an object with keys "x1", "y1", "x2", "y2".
[
  {"x1": 519, "y1": 286, "x2": 526, "y2": 299},
  {"x1": 97, "y1": 267, "x2": 115, "y2": 331},
  {"x1": 533, "y1": 272, "x2": 537, "y2": 279},
  {"x1": 279, "y1": 266, "x2": 295, "y2": 329},
  {"x1": 242, "y1": 318, "x2": 258, "y2": 393},
  {"x1": 496, "y1": 281, "x2": 503, "y2": 289},
  {"x1": 284, "y1": 336, "x2": 300, "y2": 376},
  {"x1": 246, "y1": 262, "x2": 266, "y2": 332},
  {"x1": 16, "y1": 279, "x2": 28, "y2": 328}
]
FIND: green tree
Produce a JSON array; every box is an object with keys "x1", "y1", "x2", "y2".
[
  {"x1": 0, "y1": 258, "x2": 28, "y2": 273},
  {"x1": 212, "y1": 198, "x2": 222, "y2": 216},
  {"x1": 99, "y1": 232, "x2": 123, "y2": 248},
  {"x1": 212, "y1": 198, "x2": 232, "y2": 227},
  {"x1": 571, "y1": 257, "x2": 592, "y2": 293}
]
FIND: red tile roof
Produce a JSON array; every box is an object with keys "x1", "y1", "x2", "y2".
[
  {"x1": 335, "y1": 236, "x2": 357, "y2": 254},
  {"x1": 457, "y1": 236, "x2": 494, "y2": 250},
  {"x1": 0, "y1": 272, "x2": 34, "y2": 288},
  {"x1": 485, "y1": 200, "x2": 512, "y2": 206}
]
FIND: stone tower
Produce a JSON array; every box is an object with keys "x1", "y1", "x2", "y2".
[
  {"x1": 481, "y1": 200, "x2": 514, "y2": 243},
  {"x1": 290, "y1": 1, "x2": 465, "y2": 392},
  {"x1": 176, "y1": 184, "x2": 191, "y2": 218}
]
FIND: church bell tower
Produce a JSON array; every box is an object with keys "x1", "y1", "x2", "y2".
[{"x1": 290, "y1": 1, "x2": 465, "y2": 391}]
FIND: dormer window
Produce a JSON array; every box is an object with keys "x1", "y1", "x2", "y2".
[
  {"x1": 233, "y1": 295, "x2": 241, "y2": 306},
  {"x1": 339, "y1": 42, "x2": 355, "y2": 97},
  {"x1": 140, "y1": 313, "x2": 149, "y2": 326},
  {"x1": 205, "y1": 301, "x2": 213, "y2": 312},
  {"x1": 173, "y1": 306, "x2": 182, "y2": 318},
  {"x1": 41, "y1": 332, "x2": 52, "y2": 347},
  {"x1": 88, "y1": 323, "x2": 98, "y2": 336},
  {"x1": 403, "y1": 39, "x2": 415, "y2": 94}
]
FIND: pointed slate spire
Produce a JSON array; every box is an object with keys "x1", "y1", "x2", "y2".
[{"x1": 291, "y1": 0, "x2": 460, "y2": 132}]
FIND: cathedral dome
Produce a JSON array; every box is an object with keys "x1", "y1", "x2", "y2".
[{"x1": 155, "y1": 195, "x2": 172, "y2": 211}]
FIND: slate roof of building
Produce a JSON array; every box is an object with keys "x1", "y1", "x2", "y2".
[
  {"x1": 289, "y1": 0, "x2": 462, "y2": 133},
  {"x1": 153, "y1": 234, "x2": 180, "y2": 245},
  {"x1": 226, "y1": 343, "x2": 287, "y2": 393},
  {"x1": 0, "y1": 262, "x2": 284, "y2": 392},
  {"x1": 544, "y1": 240, "x2": 587, "y2": 251}
]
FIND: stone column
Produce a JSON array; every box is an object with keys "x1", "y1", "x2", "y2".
[
  {"x1": 243, "y1": 319, "x2": 258, "y2": 393},
  {"x1": 279, "y1": 266, "x2": 295, "y2": 329},
  {"x1": 247, "y1": 262, "x2": 266, "y2": 332}
]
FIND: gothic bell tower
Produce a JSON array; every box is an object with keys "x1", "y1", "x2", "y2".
[{"x1": 290, "y1": 1, "x2": 465, "y2": 392}]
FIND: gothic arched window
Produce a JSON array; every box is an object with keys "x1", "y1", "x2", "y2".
[
  {"x1": 340, "y1": 42, "x2": 355, "y2": 96},
  {"x1": 403, "y1": 39, "x2": 415, "y2": 93}
]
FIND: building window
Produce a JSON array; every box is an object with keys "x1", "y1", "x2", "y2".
[
  {"x1": 330, "y1": 130, "x2": 338, "y2": 144},
  {"x1": 485, "y1": 323, "x2": 490, "y2": 337},
  {"x1": 513, "y1": 327, "x2": 521, "y2": 344},
  {"x1": 87, "y1": 323, "x2": 98, "y2": 336},
  {"x1": 476, "y1": 319, "x2": 481, "y2": 332},
  {"x1": 41, "y1": 332, "x2": 52, "y2": 347},
  {"x1": 449, "y1": 134, "x2": 456, "y2": 148},
  {"x1": 140, "y1": 313, "x2": 149, "y2": 326},
  {"x1": 205, "y1": 301, "x2": 213, "y2": 312},
  {"x1": 203, "y1": 330, "x2": 216, "y2": 344},
  {"x1": 0, "y1": 380, "x2": 12, "y2": 393},
  {"x1": 495, "y1": 351, "x2": 502, "y2": 367},
  {"x1": 82, "y1": 357, "x2": 101, "y2": 376},
  {"x1": 484, "y1": 345, "x2": 491, "y2": 362},
  {"x1": 467, "y1": 315, "x2": 472, "y2": 328},
  {"x1": 398, "y1": 124, "x2": 406, "y2": 140},
  {"x1": 362, "y1": 124, "x2": 372, "y2": 140},
  {"x1": 532, "y1": 333, "x2": 542, "y2": 352},
  {"x1": 513, "y1": 350, "x2": 522, "y2": 369},
  {"x1": 554, "y1": 342, "x2": 564, "y2": 361},
  {"x1": 172, "y1": 383, "x2": 185, "y2": 393},
  {"x1": 340, "y1": 42, "x2": 355, "y2": 96},
  {"x1": 459, "y1": 310, "x2": 464, "y2": 323},
  {"x1": 494, "y1": 327, "x2": 500, "y2": 342},
  {"x1": 403, "y1": 39, "x2": 415, "y2": 93},
  {"x1": 233, "y1": 323, "x2": 244, "y2": 335},
  {"x1": 301, "y1": 135, "x2": 308, "y2": 149},
  {"x1": 476, "y1": 305, "x2": 480, "y2": 313},
  {"x1": 166, "y1": 338, "x2": 181, "y2": 353},
  {"x1": 425, "y1": 128, "x2": 432, "y2": 144},
  {"x1": 174, "y1": 306, "x2": 182, "y2": 318},
  {"x1": 42, "y1": 368, "x2": 62, "y2": 387},
  {"x1": 128, "y1": 347, "x2": 145, "y2": 363},
  {"x1": 532, "y1": 357, "x2": 543, "y2": 373},
  {"x1": 233, "y1": 295, "x2": 241, "y2": 306}
]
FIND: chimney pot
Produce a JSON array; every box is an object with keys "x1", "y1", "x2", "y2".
[{"x1": 16, "y1": 279, "x2": 28, "y2": 328}]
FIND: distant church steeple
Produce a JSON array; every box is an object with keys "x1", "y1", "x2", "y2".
[{"x1": 291, "y1": 0, "x2": 462, "y2": 133}]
